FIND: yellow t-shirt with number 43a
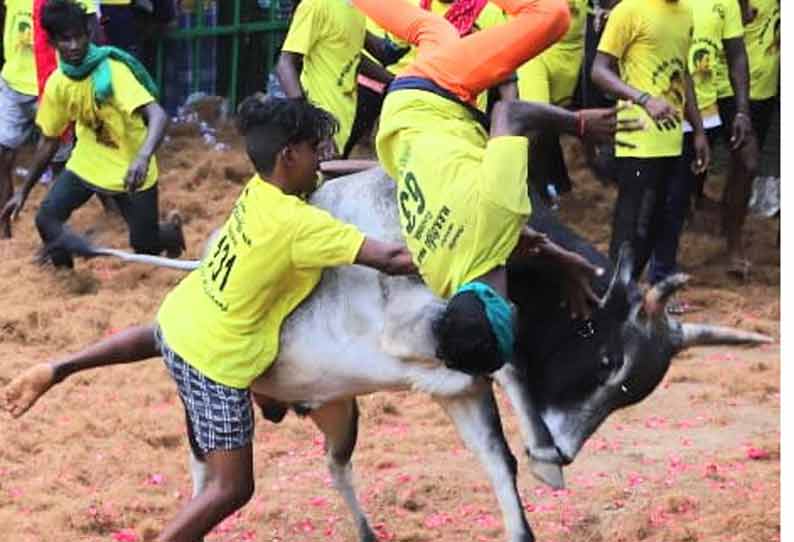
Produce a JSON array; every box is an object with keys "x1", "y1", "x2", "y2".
[
  {"x1": 36, "y1": 59, "x2": 158, "y2": 193},
  {"x1": 598, "y1": 0, "x2": 693, "y2": 158},
  {"x1": 281, "y1": 0, "x2": 366, "y2": 153},
  {"x1": 157, "y1": 176, "x2": 366, "y2": 389}
]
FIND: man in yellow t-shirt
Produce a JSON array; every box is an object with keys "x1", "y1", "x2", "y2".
[
  {"x1": 277, "y1": 0, "x2": 367, "y2": 159},
  {"x1": 516, "y1": 0, "x2": 587, "y2": 207},
  {"x1": 592, "y1": 0, "x2": 710, "y2": 281},
  {"x1": 0, "y1": 0, "x2": 184, "y2": 266},
  {"x1": 357, "y1": 0, "x2": 641, "y2": 376},
  {"x1": 0, "y1": 94, "x2": 416, "y2": 541},
  {"x1": 715, "y1": 0, "x2": 778, "y2": 274}
]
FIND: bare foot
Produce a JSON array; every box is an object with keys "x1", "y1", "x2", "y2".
[{"x1": 1, "y1": 363, "x2": 55, "y2": 418}]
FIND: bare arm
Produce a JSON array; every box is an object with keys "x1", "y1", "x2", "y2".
[
  {"x1": 724, "y1": 38, "x2": 751, "y2": 114},
  {"x1": 723, "y1": 37, "x2": 753, "y2": 149},
  {"x1": 591, "y1": 51, "x2": 644, "y2": 103},
  {"x1": 125, "y1": 101, "x2": 170, "y2": 193},
  {"x1": 1, "y1": 135, "x2": 60, "y2": 221},
  {"x1": 355, "y1": 238, "x2": 417, "y2": 275},
  {"x1": 592, "y1": 51, "x2": 678, "y2": 125},
  {"x1": 358, "y1": 55, "x2": 394, "y2": 86},
  {"x1": 683, "y1": 70, "x2": 710, "y2": 174},
  {"x1": 276, "y1": 51, "x2": 306, "y2": 99},
  {"x1": 498, "y1": 79, "x2": 519, "y2": 102}
]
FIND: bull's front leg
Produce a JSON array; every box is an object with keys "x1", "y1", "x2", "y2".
[
  {"x1": 494, "y1": 363, "x2": 565, "y2": 489},
  {"x1": 309, "y1": 399, "x2": 377, "y2": 542},
  {"x1": 435, "y1": 383, "x2": 535, "y2": 542}
]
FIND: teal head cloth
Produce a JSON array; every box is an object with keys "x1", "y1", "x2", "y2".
[
  {"x1": 455, "y1": 281, "x2": 515, "y2": 364},
  {"x1": 59, "y1": 44, "x2": 159, "y2": 104}
]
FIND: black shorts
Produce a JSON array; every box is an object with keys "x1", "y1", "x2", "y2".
[{"x1": 716, "y1": 96, "x2": 777, "y2": 148}]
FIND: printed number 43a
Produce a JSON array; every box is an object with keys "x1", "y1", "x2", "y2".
[{"x1": 208, "y1": 234, "x2": 237, "y2": 291}]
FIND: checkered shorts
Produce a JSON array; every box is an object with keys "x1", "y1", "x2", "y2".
[{"x1": 155, "y1": 327, "x2": 254, "y2": 456}]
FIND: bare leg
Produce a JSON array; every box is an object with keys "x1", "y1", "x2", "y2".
[
  {"x1": 1, "y1": 325, "x2": 158, "y2": 418},
  {"x1": 0, "y1": 146, "x2": 16, "y2": 238},
  {"x1": 436, "y1": 384, "x2": 535, "y2": 542},
  {"x1": 721, "y1": 134, "x2": 760, "y2": 272},
  {"x1": 157, "y1": 445, "x2": 254, "y2": 542},
  {"x1": 309, "y1": 399, "x2": 376, "y2": 542}
]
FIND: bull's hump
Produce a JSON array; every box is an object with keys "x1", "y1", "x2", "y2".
[{"x1": 310, "y1": 168, "x2": 402, "y2": 242}]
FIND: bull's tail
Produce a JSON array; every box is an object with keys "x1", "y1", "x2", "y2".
[
  {"x1": 45, "y1": 228, "x2": 200, "y2": 271},
  {"x1": 92, "y1": 248, "x2": 201, "y2": 271}
]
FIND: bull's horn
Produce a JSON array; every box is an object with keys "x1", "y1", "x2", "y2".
[
  {"x1": 676, "y1": 323, "x2": 773, "y2": 350},
  {"x1": 643, "y1": 273, "x2": 689, "y2": 317}
]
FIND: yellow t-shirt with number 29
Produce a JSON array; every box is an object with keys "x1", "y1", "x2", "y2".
[
  {"x1": 157, "y1": 176, "x2": 365, "y2": 389},
  {"x1": 598, "y1": 0, "x2": 693, "y2": 158},
  {"x1": 281, "y1": 0, "x2": 366, "y2": 153}
]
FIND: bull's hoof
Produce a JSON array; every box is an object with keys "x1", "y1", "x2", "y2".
[{"x1": 530, "y1": 461, "x2": 565, "y2": 490}]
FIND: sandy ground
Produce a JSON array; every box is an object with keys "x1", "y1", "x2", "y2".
[{"x1": 0, "y1": 129, "x2": 779, "y2": 542}]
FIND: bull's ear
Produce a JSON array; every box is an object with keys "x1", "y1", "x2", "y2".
[{"x1": 603, "y1": 243, "x2": 633, "y2": 307}]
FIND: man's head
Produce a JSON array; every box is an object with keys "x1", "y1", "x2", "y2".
[
  {"x1": 693, "y1": 48, "x2": 711, "y2": 71},
  {"x1": 434, "y1": 283, "x2": 513, "y2": 375},
  {"x1": 41, "y1": 0, "x2": 90, "y2": 66},
  {"x1": 237, "y1": 94, "x2": 338, "y2": 194}
]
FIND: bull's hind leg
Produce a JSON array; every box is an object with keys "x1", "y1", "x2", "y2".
[
  {"x1": 309, "y1": 399, "x2": 377, "y2": 542},
  {"x1": 436, "y1": 384, "x2": 535, "y2": 542}
]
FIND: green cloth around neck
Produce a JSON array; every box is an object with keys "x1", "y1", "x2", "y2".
[{"x1": 59, "y1": 44, "x2": 159, "y2": 103}]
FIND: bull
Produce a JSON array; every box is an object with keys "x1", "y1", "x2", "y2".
[{"x1": 61, "y1": 166, "x2": 771, "y2": 542}]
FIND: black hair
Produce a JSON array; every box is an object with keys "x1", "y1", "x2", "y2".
[
  {"x1": 41, "y1": 0, "x2": 89, "y2": 41},
  {"x1": 692, "y1": 48, "x2": 710, "y2": 64},
  {"x1": 237, "y1": 93, "x2": 338, "y2": 174},
  {"x1": 434, "y1": 291, "x2": 504, "y2": 375}
]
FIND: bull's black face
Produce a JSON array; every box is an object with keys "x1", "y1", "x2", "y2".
[{"x1": 507, "y1": 224, "x2": 677, "y2": 463}]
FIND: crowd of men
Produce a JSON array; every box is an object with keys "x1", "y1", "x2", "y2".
[{"x1": 0, "y1": 0, "x2": 781, "y2": 541}]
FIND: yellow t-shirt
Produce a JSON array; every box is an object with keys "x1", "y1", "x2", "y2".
[
  {"x1": 598, "y1": 0, "x2": 693, "y2": 158},
  {"x1": 281, "y1": 0, "x2": 366, "y2": 153},
  {"x1": 690, "y1": 0, "x2": 743, "y2": 111},
  {"x1": 2, "y1": 0, "x2": 37, "y2": 95},
  {"x1": 36, "y1": 59, "x2": 158, "y2": 192},
  {"x1": 745, "y1": 0, "x2": 780, "y2": 100},
  {"x1": 99, "y1": 0, "x2": 131, "y2": 5},
  {"x1": 384, "y1": 1, "x2": 507, "y2": 112},
  {"x1": 158, "y1": 176, "x2": 366, "y2": 389},
  {"x1": 377, "y1": 90, "x2": 530, "y2": 298},
  {"x1": 517, "y1": 0, "x2": 587, "y2": 105}
]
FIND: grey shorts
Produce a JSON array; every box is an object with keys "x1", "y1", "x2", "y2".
[
  {"x1": 0, "y1": 77, "x2": 37, "y2": 150},
  {"x1": 155, "y1": 327, "x2": 254, "y2": 457}
]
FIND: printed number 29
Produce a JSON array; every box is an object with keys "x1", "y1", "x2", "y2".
[
  {"x1": 208, "y1": 234, "x2": 237, "y2": 291},
  {"x1": 399, "y1": 171, "x2": 425, "y2": 234}
]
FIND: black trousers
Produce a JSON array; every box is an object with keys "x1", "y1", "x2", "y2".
[
  {"x1": 35, "y1": 169, "x2": 180, "y2": 267},
  {"x1": 609, "y1": 156, "x2": 682, "y2": 280}
]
